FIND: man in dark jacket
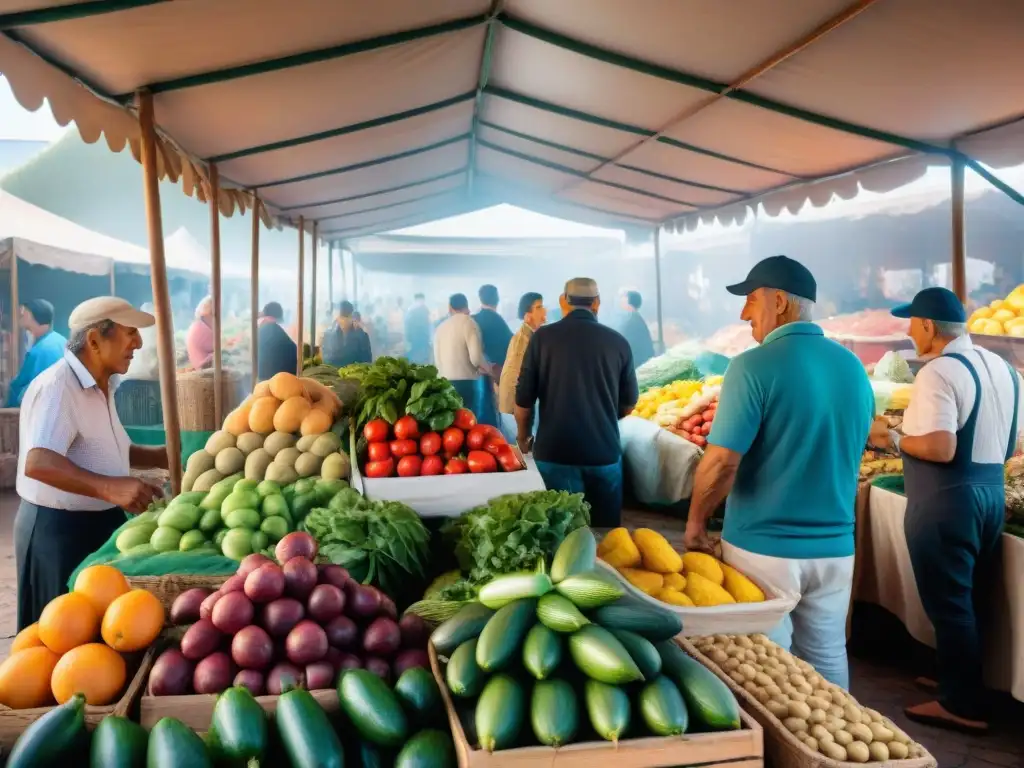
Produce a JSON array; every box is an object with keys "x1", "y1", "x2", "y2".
[
  {"x1": 473, "y1": 285, "x2": 512, "y2": 427},
  {"x1": 405, "y1": 293, "x2": 432, "y2": 364},
  {"x1": 619, "y1": 291, "x2": 656, "y2": 368},
  {"x1": 257, "y1": 302, "x2": 298, "y2": 381},
  {"x1": 322, "y1": 301, "x2": 372, "y2": 367}
]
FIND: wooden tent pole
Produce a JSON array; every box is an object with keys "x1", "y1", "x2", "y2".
[
  {"x1": 250, "y1": 193, "x2": 260, "y2": 385},
  {"x1": 653, "y1": 227, "x2": 665, "y2": 353},
  {"x1": 109, "y1": 262, "x2": 116, "y2": 296},
  {"x1": 137, "y1": 89, "x2": 182, "y2": 493},
  {"x1": 310, "y1": 222, "x2": 318, "y2": 357},
  {"x1": 950, "y1": 155, "x2": 967, "y2": 303},
  {"x1": 296, "y1": 217, "x2": 305, "y2": 375},
  {"x1": 208, "y1": 162, "x2": 223, "y2": 425}
]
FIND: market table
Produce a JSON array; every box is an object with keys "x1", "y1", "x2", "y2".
[{"x1": 854, "y1": 478, "x2": 1024, "y2": 702}]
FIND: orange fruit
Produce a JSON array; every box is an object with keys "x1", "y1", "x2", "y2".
[
  {"x1": 38, "y1": 592, "x2": 100, "y2": 655},
  {"x1": 73, "y1": 565, "x2": 130, "y2": 617},
  {"x1": 0, "y1": 646, "x2": 60, "y2": 709},
  {"x1": 101, "y1": 589, "x2": 165, "y2": 652},
  {"x1": 10, "y1": 623, "x2": 43, "y2": 654},
  {"x1": 51, "y1": 643, "x2": 126, "y2": 705}
]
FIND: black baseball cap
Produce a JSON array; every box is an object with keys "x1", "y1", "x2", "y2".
[
  {"x1": 891, "y1": 287, "x2": 966, "y2": 323},
  {"x1": 726, "y1": 255, "x2": 817, "y2": 302},
  {"x1": 260, "y1": 302, "x2": 283, "y2": 320}
]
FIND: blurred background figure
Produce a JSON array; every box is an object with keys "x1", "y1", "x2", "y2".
[
  {"x1": 435, "y1": 293, "x2": 486, "y2": 416},
  {"x1": 498, "y1": 291, "x2": 545, "y2": 440},
  {"x1": 405, "y1": 292, "x2": 432, "y2": 364},
  {"x1": 257, "y1": 301, "x2": 298, "y2": 381},
  {"x1": 619, "y1": 290, "x2": 655, "y2": 368},
  {"x1": 322, "y1": 301, "x2": 372, "y2": 367},
  {"x1": 185, "y1": 295, "x2": 214, "y2": 370},
  {"x1": 6, "y1": 299, "x2": 65, "y2": 407},
  {"x1": 473, "y1": 284, "x2": 512, "y2": 427}
]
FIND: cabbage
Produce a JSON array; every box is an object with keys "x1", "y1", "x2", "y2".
[{"x1": 874, "y1": 351, "x2": 914, "y2": 384}]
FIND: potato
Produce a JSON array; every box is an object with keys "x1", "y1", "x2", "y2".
[
  {"x1": 805, "y1": 696, "x2": 829, "y2": 711},
  {"x1": 265, "y1": 463, "x2": 299, "y2": 485},
  {"x1": 753, "y1": 689, "x2": 771, "y2": 704},
  {"x1": 821, "y1": 718, "x2": 841, "y2": 734},
  {"x1": 215, "y1": 447, "x2": 245, "y2": 475},
  {"x1": 867, "y1": 722, "x2": 894, "y2": 742},
  {"x1": 833, "y1": 729, "x2": 854, "y2": 747},
  {"x1": 888, "y1": 723, "x2": 912, "y2": 745},
  {"x1": 235, "y1": 432, "x2": 265, "y2": 456},
  {"x1": 311, "y1": 432, "x2": 343, "y2": 458},
  {"x1": 847, "y1": 722, "x2": 873, "y2": 744},
  {"x1": 263, "y1": 431, "x2": 297, "y2": 458},
  {"x1": 829, "y1": 705, "x2": 845, "y2": 719},
  {"x1": 888, "y1": 741, "x2": 909, "y2": 759},
  {"x1": 843, "y1": 705, "x2": 863, "y2": 724},
  {"x1": 723, "y1": 658, "x2": 741, "y2": 671},
  {"x1": 751, "y1": 633, "x2": 769, "y2": 645},
  {"x1": 845, "y1": 741, "x2": 870, "y2": 763},
  {"x1": 205, "y1": 430, "x2": 236, "y2": 455},
  {"x1": 809, "y1": 725, "x2": 832, "y2": 743},
  {"x1": 737, "y1": 663, "x2": 757, "y2": 681},
  {"x1": 770, "y1": 693, "x2": 790, "y2": 706},
  {"x1": 802, "y1": 736, "x2": 818, "y2": 752},
  {"x1": 908, "y1": 745, "x2": 923, "y2": 758},
  {"x1": 744, "y1": 649, "x2": 758, "y2": 663},
  {"x1": 193, "y1": 468, "x2": 224, "y2": 492},
  {"x1": 186, "y1": 449, "x2": 216, "y2": 475},
  {"x1": 863, "y1": 708, "x2": 883, "y2": 724},
  {"x1": 735, "y1": 636, "x2": 753, "y2": 649},
  {"x1": 830, "y1": 690, "x2": 848, "y2": 707},
  {"x1": 742, "y1": 681, "x2": 760, "y2": 696},
  {"x1": 766, "y1": 700, "x2": 789, "y2": 719},
  {"x1": 710, "y1": 649, "x2": 728, "y2": 664},
  {"x1": 807, "y1": 709, "x2": 826, "y2": 725},
  {"x1": 789, "y1": 673, "x2": 807, "y2": 687},
  {"x1": 782, "y1": 717, "x2": 808, "y2": 734},
  {"x1": 787, "y1": 701, "x2": 811, "y2": 720},
  {"x1": 729, "y1": 672, "x2": 746, "y2": 686},
  {"x1": 754, "y1": 672, "x2": 773, "y2": 688},
  {"x1": 182, "y1": 469, "x2": 198, "y2": 492},
  {"x1": 295, "y1": 434, "x2": 317, "y2": 453},
  {"x1": 820, "y1": 741, "x2": 847, "y2": 761},
  {"x1": 244, "y1": 448, "x2": 273, "y2": 481},
  {"x1": 807, "y1": 673, "x2": 824, "y2": 689},
  {"x1": 294, "y1": 451, "x2": 323, "y2": 478},
  {"x1": 793, "y1": 730, "x2": 808, "y2": 741},
  {"x1": 274, "y1": 447, "x2": 301, "y2": 467},
  {"x1": 796, "y1": 683, "x2": 814, "y2": 696},
  {"x1": 790, "y1": 692, "x2": 808, "y2": 703},
  {"x1": 764, "y1": 684, "x2": 782, "y2": 697},
  {"x1": 869, "y1": 741, "x2": 890, "y2": 761}
]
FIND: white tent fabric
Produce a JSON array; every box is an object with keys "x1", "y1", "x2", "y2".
[{"x1": 0, "y1": 0, "x2": 1022, "y2": 238}]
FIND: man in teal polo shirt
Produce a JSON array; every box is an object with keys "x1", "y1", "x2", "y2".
[{"x1": 684, "y1": 256, "x2": 873, "y2": 688}]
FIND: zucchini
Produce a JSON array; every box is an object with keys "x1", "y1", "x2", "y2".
[
  {"x1": 351, "y1": 739, "x2": 386, "y2": 768},
  {"x1": 276, "y1": 688, "x2": 344, "y2": 767},
  {"x1": 207, "y1": 686, "x2": 267, "y2": 764},
  {"x1": 475, "y1": 598, "x2": 537, "y2": 672},
  {"x1": 446, "y1": 638, "x2": 485, "y2": 698},
  {"x1": 476, "y1": 674, "x2": 525, "y2": 752},
  {"x1": 430, "y1": 602, "x2": 494, "y2": 656},
  {"x1": 478, "y1": 572, "x2": 553, "y2": 609},
  {"x1": 554, "y1": 570, "x2": 624, "y2": 609},
  {"x1": 90, "y1": 715, "x2": 147, "y2": 768},
  {"x1": 536, "y1": 593, "x2": 590, "y2": 633},
  {"x1": 639, "y1": 676, "x2": 689, "y2": 736},
  {"x1": 568, "y1": 625, "x2": 644, "y2": 684},
  {"x1": 522, "y1": 624, "x2": 563, "y2": 680},
  {"x1": 530, "y1": 679, "x2": 579, "y2": 747},
  {"x1": 550, "y1": 527, "x2": 597, "y2": 583},
  {"x1": 339, "y1": 669, "x2": 409, "y2": 748},
  {"x1": 591, "y1": 601, "x2": 683, "y2": 641},
  {"x1": 146, "y1": 717, "x2": 212, "y2": 768},
  {"x1": 657, "y1": 640, "x2": 740, "y2": 730},
  {"x1": 608, "y1": 628, "x2": 662, "y2": 680},
  {"x1": 584, "y1": 680, "x2": 631, "y2": 743},
  {"x1": 395, "y1": 728, "x2": 456, "y2": 768},
  {"x1": 7, "y1": 692, "x2": 87, "y2": 768},
  {"x1": 394, "y1": 667, "x2": 443, "y2": 726}
]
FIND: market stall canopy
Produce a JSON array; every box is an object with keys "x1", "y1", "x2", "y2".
[{"x1": 1, "y1": 0, "x2": 1023, "y2": 238}]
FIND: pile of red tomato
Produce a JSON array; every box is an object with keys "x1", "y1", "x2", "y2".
[{"x1": 361, "y1": 408, "x2": 524, "y2": 478}]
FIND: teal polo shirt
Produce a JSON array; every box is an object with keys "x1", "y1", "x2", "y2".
[{"x1": 710, "y1": 322, "x2": 873, "y2": 559}]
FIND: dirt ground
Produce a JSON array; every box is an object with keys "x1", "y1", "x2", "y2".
[{"x1": 0, "y1": 498, "x2": 1020, "y2": 765}]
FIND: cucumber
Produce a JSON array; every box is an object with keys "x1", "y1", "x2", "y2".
[
  {"x1": 608, "y1": 628, "x2": 662, "y2": 680},
  {"x1": 276, "y1": 688, "x2": 344, "y2": 767},
  {"x1": 639, "y1": 676, "x2": 689, "y2": 736},
  {"x1": 554, "y1": 570, "x2": 624, "y2": 609},
  {"x1": 475, "y1": 598, "x2": 538, "y2": 672},
  {"x1": 656, "y1": 641, "x2": 740, "y2": 730},
  {"x1": 89, "y1": 715, "x2": 147, "y2": 768},
  {"x1": 446, "y1": 638, "x2": 485, "y2": 698},
  {"x1": 207, "y1": 686, "x2": 267, "y2": 764},
  {"x1": 568, "y1": 625, "x2": 644, "y2": 684},
  {"x1": 550, "y1": 527, "x2": 597, "y2": 583},
  {"x1": 351, "y1": 739, "x2": 386, "y2": 768},
  {"x1": 478, "y1": 572, "x2": 553, "y2": 609},
  {"x1": 591, "y1": 601, "x2": 683, "y2": 641},
  {"x1": 6, "y1": 692, "x2": 87, "y2": 768},
  {"x1": 394, "y1": 667, "x2": 443, "y2": 726},
  {"x1": 530, "y1": 679, "x2": 579, "y2": 747},
  {"x1": 584, "y1": 680, "x2": 631, "y2": 743},
  {"x1": 339, "y1": 669, "x2": 409, "y2": 747},
  {"x1": 430, "y1": 602, "x2": 494, "y2": 656},
  {"x1": 536, "y1": 593, "x2": 590, "y2": 633},
  {"x1": 522, "y1": 624, "x2": 562, "y2": 680},
  {"x1": 146, "y1": 717, "x2": 212, "y2": 768},
  {"x1": 475, "y1": 674, "x2": 525, "y2": 752},
  {"x1": 395, "y1": 729, "x2": 456, "y2": 768}
]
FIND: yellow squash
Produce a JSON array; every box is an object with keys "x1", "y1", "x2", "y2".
[
  {"x1": 598, "y1": 528, "x2": 641, "y2": 569},
  {"x1": 681, "y1": 551, "x2": 724, "y2": 585},
  {"x1": 618, "y1": 567, "x2": 664, "y2": 595},
  {"x1": 633, "y1": 528, "x2": 683, "y2": 574},
  {"x1": 663, "y1": 572, "x2": 687, "y2": 591},
  {"x1": 655, "y1": 588, "x2": 694, "y2": 607},
  {"x1": 721, "y1": 563, "x2": 765, "y2": 603},
  {"x1": 684, "y1": 572, "x2": 736, "y2": 607}
]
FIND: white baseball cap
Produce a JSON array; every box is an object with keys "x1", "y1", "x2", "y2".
[{"x1": 69, "y1": 297, "x2": 156, "y2": 332}]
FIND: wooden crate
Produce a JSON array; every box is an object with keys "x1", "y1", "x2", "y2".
[
  {"x1": 0, "y1": 642, "x2": 156, "y2": 749},
  {"x1": 678, "y1": 638, "x2": 936, "y2": 768},
  {"x1": 126, "y1": 573, "x2": 230, "y2": 617},
  {"x1": 428, "y1": 644, "x2": 763, "y2": 768}
]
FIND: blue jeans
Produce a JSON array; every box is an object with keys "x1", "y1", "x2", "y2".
[
  {"x1": 450, "y1": 379, "x2": 481, "y2": 419},
  {"x1": 477, "y1": 376, "x2": 499, "y2": 428},
  {"x1": 535, "y1": 459, "x2": 623, "y2": 528}
]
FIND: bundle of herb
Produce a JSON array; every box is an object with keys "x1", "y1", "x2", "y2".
[
  {"x1": 441, "y1": 490, "x2": 591, "y2": 585},
  {"x1": 405, "y1": 377, "x2": 462, "y2": 432},
  {"x1": 300, "y1": 493, "x2": 431, "y2": 598}
]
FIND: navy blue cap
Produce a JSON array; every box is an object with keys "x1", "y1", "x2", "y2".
[
  {"x1": 726, "y1": 255, "x2": 817, "y2": 302},
  {"x1": 890, "y1": 287, "x2": 966, "y2": 323}
]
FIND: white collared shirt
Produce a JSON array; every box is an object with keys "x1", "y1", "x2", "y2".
[
  {"x1": 433, "y1": 313, "x2": 485, "y2": 381},
  {"x1": 17, "y1": 350, "x2": 132, "y2": 510},
  {"x1": 902, "y1": 335, "x2": 1024, "y2": 463}
]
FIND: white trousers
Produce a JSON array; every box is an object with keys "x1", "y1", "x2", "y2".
[{"x1": 722, "y1": 541, "x2": 855, "y2": 690}]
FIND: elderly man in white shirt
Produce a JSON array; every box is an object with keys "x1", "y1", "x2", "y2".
[
  {"x1": 869, "y1": 287, "x2": 1024, "y2": 734},
  {"x1": 15, "y1": 297, "x2": 169, "y2": 630},
  {"x1": 433, "y1": 292, "x2": 487, "y2": 417}
]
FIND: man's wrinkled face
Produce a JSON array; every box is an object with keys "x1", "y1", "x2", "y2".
[
  {"x1": 908, "y1": 317, "x2": 936, "y2": 356},
  {"x1": 740, "y1": 288, "x2": 784, "y2": 344},
  {"x1": 95, "y1": 323, "x2": 142, "y2": 375}
]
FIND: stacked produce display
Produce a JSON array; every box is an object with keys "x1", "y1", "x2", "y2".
[
  {"x1": 431, "y1": 528, "x2": 743, "y2": 753},
  {"x1": 0, "y1": 565, "x2": 164, "y2": 709},
  {"x1": 969, "y1": 285, "x2": 1024, "y2": 336},
  {"x1": 599, "y1": 528, "x2": 765, "y2": 608},
  {"x1": 631, "y1": 379, "x2": 722, "y2": 446}
]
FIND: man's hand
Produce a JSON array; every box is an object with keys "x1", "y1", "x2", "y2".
[
  {"x1": 517, "y1": 433, "x2": 534, "y2": 455},
  {"x1": 105, "y1": 477, "x2": 162, "y2": 514},
  {"x1": 868, "y1": 416, "x2": 893, "y2": 450},
  {"x1": 683, "y1": 521, "x2": 715, "y2": 554}
]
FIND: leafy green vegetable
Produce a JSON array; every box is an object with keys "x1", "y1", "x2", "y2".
[
  {"x1": 350, "y1": 356, "x2": 462, "y2": 429},
  {"x1": 404, "y1": 600, "x2": 470, "y2": 624},
  {"x1": 301, "y1": 493, "x2": 431, "y2": 598},
  {"x1": 441, "y1": 491, "x2": 591, "y2": 585}
]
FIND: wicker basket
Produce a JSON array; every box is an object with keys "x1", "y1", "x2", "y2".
[
  {"x1": 677, "y1": 638, "x2": 936, "y2": 768},
  {"x1": 114, "y1": 379, "x2": 163, "y2": 427},
  {"x1": 0, "y1": 642, "x2": 156, "y2": 750},
  {"x1": 0, "y1": 408, "x2": 18, "y2": 454},
  {"x1": 126, "y1": 573, "x2": 231, "y2": 617},
  {"x1": 175, "y1": 370, "x2": 249, "y2": 432}
]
